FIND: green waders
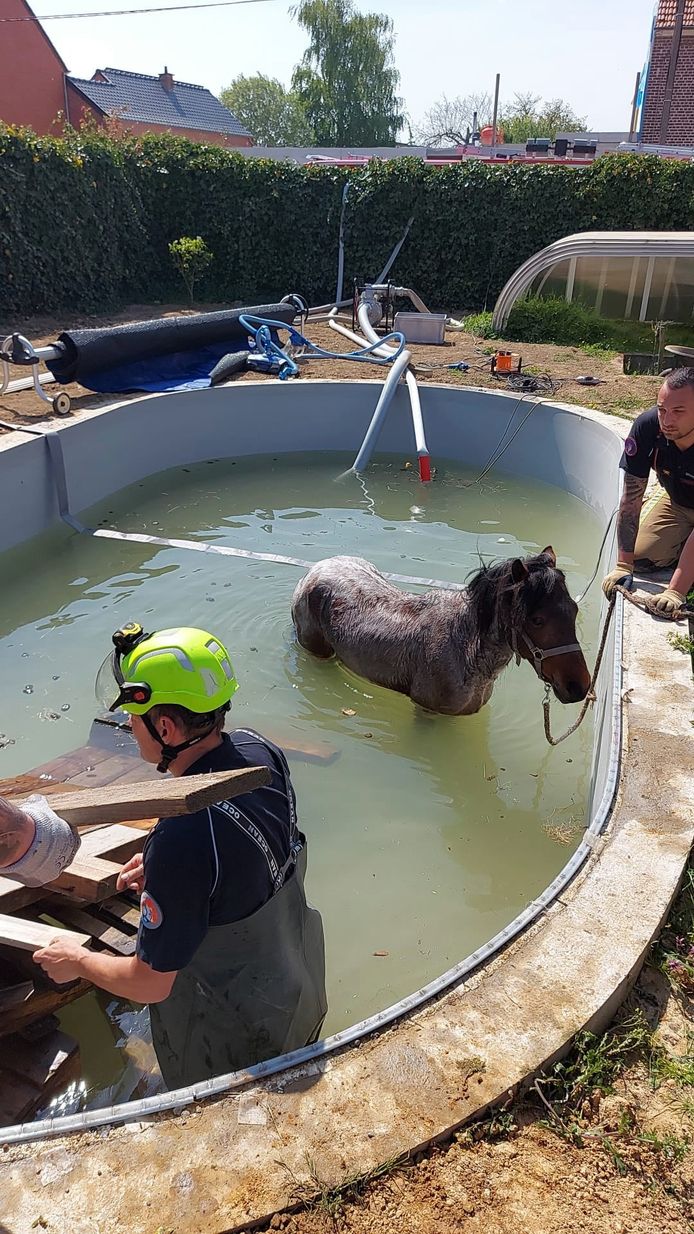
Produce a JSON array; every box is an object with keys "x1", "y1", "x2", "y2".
[{"x1": 149, "y1": 841, "x2": 326, "y2": 1090}]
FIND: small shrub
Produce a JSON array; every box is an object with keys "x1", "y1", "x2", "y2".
[{"x1": 168, "y1": 235, "x2": 213, "y2": 303}]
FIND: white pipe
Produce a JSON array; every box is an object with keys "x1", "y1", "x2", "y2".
[
  {"x1": 308, "y1": 312, "x2": 353, "y2": 325},
  {"x1": 347, "y1": 308, "x2": 427, "y2": 460},
  {"x1": 351, "y1": 349, "x2": 412, "y2": 473},
  {"x1": 390, "y1": 286, "x2": 431, "y2": 314},
  {"x1": 329, "y1": 317, "x2": 394, "y2": 358},
  {"x1": 374, "y1": 215, "x2": 414, "y2": 283},
  {"x1": 357, "y1": 302, "x2": 397, "y2": 352},
  {"x1": 405, "y1": 370, "x2": 427, "y2": 455},
  {"x1": 335, "y1": 182, "x2": 351, "y2": 306},
  {"x1": 309, "y1": 211, "x2": 415, "y2": 319},
  {"x1": 363, "y1": 284, "x2": 431, "y2": 315},
  {"x1": 4, "y1": 372, "x2": 54, "y2": 394},
  {"x1": 356, "y1": 302, "x2": 432, "y2": 480}
]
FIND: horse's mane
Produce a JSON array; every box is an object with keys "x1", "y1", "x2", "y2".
[{"x1": 466, "y1": 551, "x2": 564, "y2": 637}]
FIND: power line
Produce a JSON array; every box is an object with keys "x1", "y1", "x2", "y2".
[{"x1": 0, "y1": 0, "x2": 277, "y2": 21}]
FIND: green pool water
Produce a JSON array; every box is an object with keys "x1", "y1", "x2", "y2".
[{"x1": 0, "y1": 452, "x2": 604, "y2": 1116}]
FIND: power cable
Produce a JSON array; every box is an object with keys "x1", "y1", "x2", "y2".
[{"x1": 0, "y1": 0, "x2": 276, "y2": 21}]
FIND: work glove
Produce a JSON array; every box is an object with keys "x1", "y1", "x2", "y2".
[
  {"x1": 602, "y1": 562, "x2": 633, "y2": 600},
  {"x1": 3, "y1": 795, "x2": 79, "y2": 887},
  {"x1": 644, "y1": 587, "x2": 688, "y2": 618}
]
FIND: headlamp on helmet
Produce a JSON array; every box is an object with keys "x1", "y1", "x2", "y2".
[{"x1": 95, "y1": 622, "x2": 153, "y2": 713}]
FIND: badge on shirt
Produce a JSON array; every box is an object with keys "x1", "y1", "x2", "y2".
[
  {"x1": 140, "y1": 891, "x2": 163, "y2": 929},
  {"x1": 624, "y1": 437, "x2": 638, "y2": 457}
]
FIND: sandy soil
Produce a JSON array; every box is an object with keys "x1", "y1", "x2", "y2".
[
  {"x1": 0, "y1": 302, "x2": 663, "y2": 428},
  {"x1": 255, "y1": 967, "x2": 694, "y2": 1234}
]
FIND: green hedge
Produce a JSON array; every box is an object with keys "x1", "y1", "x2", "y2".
[{"x1": 3, "y1": 126, "x2": 694, "y2": 318}]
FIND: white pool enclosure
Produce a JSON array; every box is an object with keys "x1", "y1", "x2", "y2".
[{"x1": 492, "y1": 231, "x2": 694, "y2": 331}]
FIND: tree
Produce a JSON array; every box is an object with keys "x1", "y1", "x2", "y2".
[
  {"x1": 498, "y1": 94, "x2": 587, "y2": 143},
  {"x1": 291, "y1": 0, "x2": 406, "y2": 146},
  {"x1": 413, "y1": 92, "x2": 492, "y2": 146},
  {"x1": 169, "y1": 236, "x2": 213, "y2": 303},
  {"x1": 220, "y1": 74, "x2": 314, "y2": 146}
]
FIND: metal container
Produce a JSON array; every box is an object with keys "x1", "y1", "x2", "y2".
[{"x1": 393, "y1": 312, "x2": 447, "y2": 345}]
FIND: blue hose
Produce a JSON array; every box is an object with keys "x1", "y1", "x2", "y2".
[{"x1": 239, "y1": 314, "x2": 406, "y2": 381}]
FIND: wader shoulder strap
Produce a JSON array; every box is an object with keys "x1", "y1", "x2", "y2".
[{"x1": 215, "y1": 729, "x2": 301, "y2": 893}]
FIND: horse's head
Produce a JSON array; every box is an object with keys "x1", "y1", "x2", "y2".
[{"x1": 508, "y1": 547, "x2": 591, "y2": 704}]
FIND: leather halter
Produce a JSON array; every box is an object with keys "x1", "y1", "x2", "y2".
[{"x1": 510, "y1": 628, "x2": 583, "y2": 681}]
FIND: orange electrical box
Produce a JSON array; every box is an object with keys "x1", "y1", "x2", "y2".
[{"x1": 493, "y1": 350, "x2": 515, "y2": 374}]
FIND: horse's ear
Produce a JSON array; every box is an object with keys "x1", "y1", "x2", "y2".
[
  {"x1": 511, "y1": 558, "x2": 529, "y2": 584},
  {"x1": 541, "y1": 545, "x2": 557, "y2": 566}
]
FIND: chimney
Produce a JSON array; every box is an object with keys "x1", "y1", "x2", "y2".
[{"x1": 159, "y1": 67, "x2": 174, "y2": 93}]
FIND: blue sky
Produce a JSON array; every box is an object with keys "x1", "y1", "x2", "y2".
[{"x1": 35, "y1": 0, "x2": 658, "y2": 133}]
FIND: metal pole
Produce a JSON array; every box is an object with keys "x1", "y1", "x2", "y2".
[
  {"x1": 628, "y1": 70, "x2": 641, "y2": 142},
  {"x1": 491, "y1": 73, "x2": 500, "y2": 153}
]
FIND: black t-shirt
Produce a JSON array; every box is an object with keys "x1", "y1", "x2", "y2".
[
  {"x1": 136, "y1": 730, "x2": 298, "y2": 973},
  {"x1": 620, "y1": 406, "x2": 694, "y2": 509}
]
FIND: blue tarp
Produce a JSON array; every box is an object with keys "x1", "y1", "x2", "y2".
[{"x1": 81, "y1": 340, "x2": 246, "y2": 393}]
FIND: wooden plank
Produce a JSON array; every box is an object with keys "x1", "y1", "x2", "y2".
[
  {"x1": 41, "y1": 826, "x2": 144, "y2": 902},
  {"x1": 0, "y1": 978, "x2": 89, "y2": 1039},
  {"x1": 67, "y1": 753, "x2": 146, "y2": 790},
  {"x1": 97, "y1": 897, "x2": 140, "y2": 930},
  {"x1": 0, "y1": 980, "x2": 34, "y2": 1014},
  {"x1": 10, "y1": 745, "x2": 114, "y2": 788},
  {"x1": 14, "y1": 767, "x2": 271, "y2": 829},
  {"x1": 0, "y1": 1029, "x2": 80, "y2": 1124},
  {"x1": 0, "y1": 825, "x2": 147, "y2": 911},
  {"x1": 0, "y1": 774, "x2": 82, "y2": 802},
  {"x1": 78, "y1": 824, "x2": 149, "y2": 860},
  {"x1": 263, "y1": 725, "x2": 340, "y2": 766},
  {"x1": 52, "y1": 855, "x2": 122, "y2": 902},
  {"x1": 4, "y1": 1028, "x2": 78, "y2": 1088},
  {"x1": 0, "y1": 914, "x2": 89, "y2": 953},
  {"x1": 0, "y1": 1070, "x2": 41, "y2": 1125},
  {"x1": 0, "y1": 877, "x2": 41, "y2": 914},
  {"x1": 47, "y1": 902, "x2": 136, "y2": 956}
]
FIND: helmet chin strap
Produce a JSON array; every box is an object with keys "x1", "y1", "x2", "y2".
[{"x1": 142, "y1": 714, "x2": 215, "y2": 774}]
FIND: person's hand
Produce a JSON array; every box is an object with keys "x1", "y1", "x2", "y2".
[
  {"x1": 602, "y1": 562, "x2": 634, "y2": 600},
  {"x1": 645, "y1": 587, "x2": 687, "y2": 617},
  {"x1": 117, "y1": 852, "x2": 144, "y2": 894},
  {"x1": 34, "y1": 936, "x2": 89, "y2": 984}
]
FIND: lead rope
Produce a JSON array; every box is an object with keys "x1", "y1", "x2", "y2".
[
  {"x1": 615, "y1": 583, "x2": 694, "y2": 620},
  {"x1": 542, "y1": 577, "x2": 694, "y2": 747},
  {"x1": 542, "y1": 595, "x2": 616, "y2": 747}
]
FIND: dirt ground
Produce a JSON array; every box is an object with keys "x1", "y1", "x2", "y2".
[
  {"x1": 1, "y1": 303, "x2": 690, "y2": 1234},
  {"x1": 255, "y1": 964, "x2": 694, "y2": 1234},
  {"x1": 0, "y1": 301, "x2": 663, "y2": 428}
]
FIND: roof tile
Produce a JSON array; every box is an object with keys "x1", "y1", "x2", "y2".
[
  {"x1": 656, "y1": 0, "x2": 694, "y2": 26},
  {"x1": 68, "y1": 67, "x2": 251, "y2": 137}
]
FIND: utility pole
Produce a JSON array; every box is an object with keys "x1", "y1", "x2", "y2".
[
  {"x1": 628, "y1": 69, "x2": 641, "y2": 142},
  {"x1": 491, "y1": 72, "x2": 501, "y2": 153}
]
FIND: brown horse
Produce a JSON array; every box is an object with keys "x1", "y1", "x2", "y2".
[{"x1": 291, "y1": 549, "x2": 591, "y2": 715}]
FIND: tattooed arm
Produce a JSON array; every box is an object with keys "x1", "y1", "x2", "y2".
[{"x1": 616, "y1": 474, "x2": 648, "y2": 565}]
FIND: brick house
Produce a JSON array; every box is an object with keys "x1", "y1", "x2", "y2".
[
  {"x1": 0, "y1": 0, "x2": 70, "y2": 134},
  {"x1": 640, "y1": 0, "x2": 694, "y2": 144},
  {"x1": 67, "y1": 68, "x2": 253, "y2": 147},
  {"x1": 0, "y1": 0, "x2": 252, "y2": 146}
]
